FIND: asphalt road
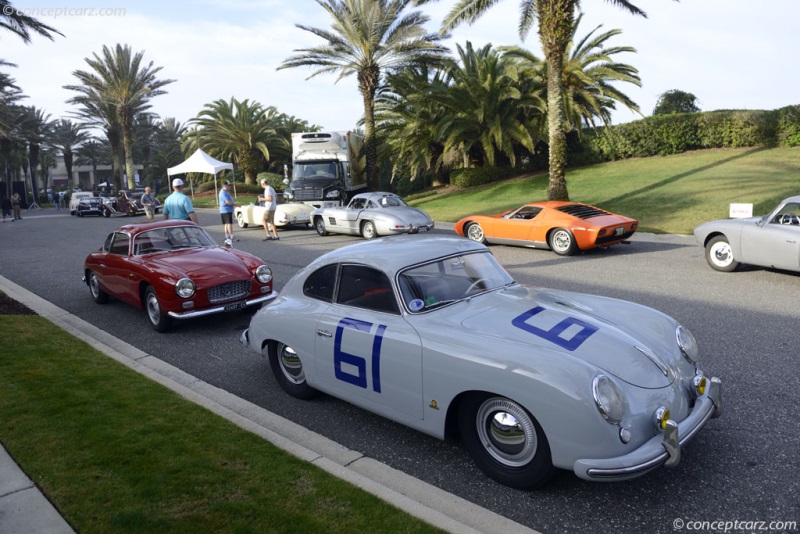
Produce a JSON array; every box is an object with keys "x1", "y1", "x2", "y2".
[{"x1": 1, "y1": 207, "x2": 798, "y2": 534}]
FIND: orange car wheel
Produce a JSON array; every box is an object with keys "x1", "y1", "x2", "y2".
[
  {"x1": 465, "y1": 222, "x2": 486, "y2": 244},
  {"x1": 549, "y1": 228, "x2": 578, "y2": 256}
]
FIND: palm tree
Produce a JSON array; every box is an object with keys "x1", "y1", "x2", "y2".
[
  {"x1": 64, "y1": 44, "x2": 173, "y2": 189},
  {"x1": 279, "y1": 0, "x2": 448, "y2": 189},
  {"x1": 375, "y1": 64, "x2": 453, "y2": 183},
  {"x1": 67, "y1": 94, "x2": 125, "y2": 189},
  {"x1": 0, "y1": 0, "x2": 62, "y2": 43},
  {"x1": 504, "y1": 13, "x2": 641, "y2": 131},
  {"x1": 183, "y1": 98, "x2": 282, "y2": 185},
  {"x1": 146, "y1": 117, "x2": 186, "y2": 192},
  {"x1": 18, "y1": 106, "x2": 55, "y2": 202},
  {"x1": 435, "y1": 42, "x2": 543, "y2": 168},
  {"x1": 74, "y1": 138, "x2": 106, "y2": 189},
  {"x1": 51, "y1": 119, "x2": 90, "y2": 187},
  {"x1": 433, "y1": 0, "x2": 648, "y2": 200}
]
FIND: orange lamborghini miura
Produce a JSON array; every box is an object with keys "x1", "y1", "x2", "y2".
[{"x1": 454, "y1": 201, "x2": 638, "y2": 256}]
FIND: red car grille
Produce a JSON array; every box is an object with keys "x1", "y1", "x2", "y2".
[{"x1": 207, "y1": 280, "x2": 251, "y2": 303}]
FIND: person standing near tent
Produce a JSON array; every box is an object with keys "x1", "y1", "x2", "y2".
[
  {"x1": 141, "y1": 186, "x2": 156, "y2": 222},
  {"x1": 163, "y1": 178, "x2": 198, "y2": 223},
  {"x1": 219, "y1": 180, "x2": 237, "y2": 243},
  {"x1": 258, "y1": 178, "x2": 278, "y2": 241}
]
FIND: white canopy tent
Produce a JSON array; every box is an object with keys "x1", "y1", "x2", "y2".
[{"x1": 167, "y1": 149, "x2": 235, "y2": 203}]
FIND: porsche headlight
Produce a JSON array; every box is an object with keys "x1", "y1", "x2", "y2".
[
  {"x1": 255, "y1": 264, "x2": 272, "y2": 284},
  {"x1": 592, "y1": 375, "x2": 624, "y2": 424},
  {"x1": 175, "y1": 278, "x2": 195, "y2": 298},
  {"x1": 676, "y1": 325, "x2": 700, "y2": 363}
]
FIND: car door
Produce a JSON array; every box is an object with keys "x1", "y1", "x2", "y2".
[
  {"x1": 314, "y1": 263, "x2": 424, "y2": 419},
  {"x1": 494, "y1": 205, "x2": 544, "y2": 243},
  {"x1": 321, "y1": 198, "x2": 365, "y2": 235},
  {"x1": 741, "y1": 203, "x2": 800, "y2": 270},
  {"x1": 96, "y1": 232, "x2": 133, "y2": 299}
]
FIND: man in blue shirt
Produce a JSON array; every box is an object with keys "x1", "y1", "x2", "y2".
[
  {"x1": 163, "y1": 178, "x2": 197, "y2": 223},
  {"x1": 219, "y1": 180, "x2": 237, "y2": 242}
]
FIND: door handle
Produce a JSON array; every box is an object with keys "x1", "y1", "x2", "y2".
[{"x1": 317, "y1": 329, "x2": 332, "y2": 338}]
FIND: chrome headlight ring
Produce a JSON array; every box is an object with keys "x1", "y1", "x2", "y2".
[
  {"x1": 592, "y1": 375, "x2": 624, "y2": 424},
  {"x1": 256, "y1": 264, "x2": 273, "y2": 284},
  {"x1": 676, "y1": 325, "x2": 700, "y2": 364},
  {"x1": 174, "y1": 278, "x2": 195, "y2": 299}
]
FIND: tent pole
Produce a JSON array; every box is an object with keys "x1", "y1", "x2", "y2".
[
  {"x1": 214, "y1": 173, "x2": 218, "y2": 206},
  {"x1": 232, "y1": 165, "x2": 237, "y2": 198}
]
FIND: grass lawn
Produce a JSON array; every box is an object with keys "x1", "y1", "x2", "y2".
[
  {"x1": 408, "y1": 147, "x2": 800, "y2": 234},
  {"x1": 0, "y1": 314, "x2": 441, "y2": 533}
]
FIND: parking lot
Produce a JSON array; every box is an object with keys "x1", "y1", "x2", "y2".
[{"x1": 1, "y1": 207, "x2": 798, "y2": 533}]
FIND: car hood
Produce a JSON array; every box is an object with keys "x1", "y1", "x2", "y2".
[
  {"x1": 457, "y1": 286, "x2": 678, "y2": 388},
  {"x1": 148, "y1": 248, "x2": 253, "y2": 280}
]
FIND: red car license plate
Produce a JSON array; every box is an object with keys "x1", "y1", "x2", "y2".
[{"x1": 224, "y1": 301, "x2": 247, "y2": 312}]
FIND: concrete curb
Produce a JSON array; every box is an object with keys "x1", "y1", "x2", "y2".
[{"x1": 0, "y1": 274, "x2": 538, "y2": 534}]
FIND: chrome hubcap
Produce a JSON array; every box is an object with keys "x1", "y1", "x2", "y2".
[
  {"x1": 279, "y1": 344, "x2": 305, "y2": 384},
  {"x1": 467, "y1": 225, "x2": 483, "y2": 241},
  {"x1": 476, "y1": 398, "x2": 537, "y2": 467},
  {"x1": 89, "y1": 274, "x2": 100, "y2": 298},
  {"x1": 364, "y1": 224, "x2": 375, "y2": 238},
  {"x1": 710, "y1": 242, "x2": 733, "y2": 266},
  {"x1": 553, "y1": 231, "x2": 570, "y2": 251},
  {"x1": 146, "y1": 293, "x2": 161, "y2": 324}
]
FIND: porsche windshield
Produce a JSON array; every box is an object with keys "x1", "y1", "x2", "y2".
[
  {"x1": 134, "y1": 226, "x2": 216, "y2": 255},
  {"x1": 398, "y1": 251, "x2": 514, "y2": 312}
]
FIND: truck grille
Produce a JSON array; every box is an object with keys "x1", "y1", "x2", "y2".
[
  {"x1": 207, "y1": 280, "x2": 251, "y2": 303},
  {"x1": 294, "y1": 188, "x2": 323, "y2": 201}
]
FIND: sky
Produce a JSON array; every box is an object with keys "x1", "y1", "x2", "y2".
[{"x1": 2, "y1": 0, "x2": 798, "y2": 133}]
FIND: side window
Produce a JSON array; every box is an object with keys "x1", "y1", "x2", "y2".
[
  {"x1": 367, "y1": 200, "x2": 379, "y2": 209},
  {"x1": 102, "y1": 233, "x2": 114, "y2": 253},
  {"x1": 350, "y1": 199, "x2": 365, "y2": 210},
  {"x1": 303, "y1": 264, "x2": 338, "y2": 302},
  {"x1": 109, "y1": 233, "x2": 130, "y2": 255},
  {"x1": 336, "y1": 265, "x2": 399, "y2": 314}
]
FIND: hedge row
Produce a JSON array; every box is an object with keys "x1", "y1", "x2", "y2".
[
  {"x1": 578, "y1": 105, "x2": 800, "y2": 162},
  {"x1": 450, "y1": 167, "x2": 510, "y2": 188}
]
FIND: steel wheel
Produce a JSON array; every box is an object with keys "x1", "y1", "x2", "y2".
[
  {"x1": 459, "y1": 394, "x2": 554, "y2": 489},
  {"x1": 268, "y1": 342, "x2": 316, "y2": 399},
  {"x1": 549, "y1": 228, "x2": 578, "y2": 256},
  {"x1": 705, "y1": 235, "x2": 739, "y2": 272},
  {"x1": 88, "y1": 271, "x2": 109, "y2": 304},
  {"x1": 361, "y1": 220, "x2": 377, "y2": 239},
  {"x1": 237, "y1": 212, "x2": 248, "y2": 228},
  {"x1": 465, "y1": 222, "x2": 486, "y2": 244},
  {"x1": 315, "y1": 217, "x2": 329, "y2": 236},
  {"x1": 144, "y1": 285, "x2": 171, "y2": 332}
]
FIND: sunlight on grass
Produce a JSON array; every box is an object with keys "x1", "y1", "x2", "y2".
[{"x1": 409, "y1": 147, "x2": 800, "y2": 234}]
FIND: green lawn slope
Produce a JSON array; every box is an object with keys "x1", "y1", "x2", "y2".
[{"x1": 408, "y1": 147, "x2": 800, "y2": 235}]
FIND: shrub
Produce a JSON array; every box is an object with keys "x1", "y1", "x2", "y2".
[
  {"x1": 774, "y1": 105, "x2": 800, "y2": 147},
  {"x1": 256, "y1": 172, "x2": 286, "y2": 192},
  {"x1": 450, "y1": 167, "x2": 509, "y2": 188}
]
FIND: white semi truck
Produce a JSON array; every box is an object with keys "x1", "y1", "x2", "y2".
[{"x1": 283, "y1": 131, "x2": 367, "y2": 208}]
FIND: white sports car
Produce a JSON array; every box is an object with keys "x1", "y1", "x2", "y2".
[
  {"x1": 234, "y1": 202, "x2": 312, "y2": 229},
  {"x1": 241, "y1": 236, "x2": 722, "y2": 489},
  {"x1": 312, "y1": 192, "x2": 434, "y2": 239}
]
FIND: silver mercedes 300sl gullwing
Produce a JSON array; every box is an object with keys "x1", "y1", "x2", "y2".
[{"x1": 241, "y1": 235, "x2": 722, "y2": 489}]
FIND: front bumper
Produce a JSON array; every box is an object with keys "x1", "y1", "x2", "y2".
[
  {"x1": 574, "y1": 376, "x2": 722, "y2": 481},
  {"x1": 167, "y1": 291, "x2": 276, "y2": 319}
]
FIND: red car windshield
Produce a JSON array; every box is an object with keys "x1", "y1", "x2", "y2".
[{"x1": 134, "y1": 226, "x2": 216, "y2": 255}]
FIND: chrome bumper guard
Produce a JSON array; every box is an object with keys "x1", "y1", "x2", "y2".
[
  {"x1": 575, "y1": 377, "x2": 722, "y2": 481},
  {"x1": 167, "y1": 291, "x2": 276, "y2": 320}
]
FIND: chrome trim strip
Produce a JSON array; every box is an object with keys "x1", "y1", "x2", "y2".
[{"x1": 168, "y1": 291, "x2": 276, "y2": 319}]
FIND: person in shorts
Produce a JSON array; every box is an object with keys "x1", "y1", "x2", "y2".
[
  {"x1": 219, "y1": 180, "x2": 237, "y2": 242},
  {"x1": 141, "y1": 186, "x2": 156, "y2": 222},
  {"x1": 258, "y1": 178, "x2": 278, "y2": 241}
]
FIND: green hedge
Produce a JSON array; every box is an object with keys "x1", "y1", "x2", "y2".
[
  {"x1": 450, "y1": 167, "x2": 510, "y2": 188},
  {"x1": 256, "y1": 172, "x2": 286, "y2": 193}
]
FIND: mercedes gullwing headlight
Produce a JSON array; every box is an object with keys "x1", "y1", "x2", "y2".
[
  {"x1": 676, "y1": 325, "x2": 700, "y2": 364},
  {"x1": 175, "y1": 278, "x2": 195, "y2": 298},
  {"x1": 592, "y1": 375, "x2": 624, "y2": 424},
  {"x1": 255, "y1": 264, "x2": 273, "y2": 284}
]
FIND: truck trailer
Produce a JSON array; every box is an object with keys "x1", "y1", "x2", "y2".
[{"x1": 283, "y1": 131, "x2": 366, "y2": 208}]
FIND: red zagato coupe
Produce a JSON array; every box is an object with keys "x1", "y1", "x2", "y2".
[
  {"x1": 454, "y1": 201, "x2": 638, "y2": 255},
  {"x1": 83, "y1": 220, "x2": 275, "y2": 332}
]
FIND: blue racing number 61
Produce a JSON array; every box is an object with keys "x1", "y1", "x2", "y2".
[
  {"x1": 512, "y1": 306, "x2": 598, "y2": 351},
  {"x1": 334, "y1": 318, "x2": 386, "y2": 393}
]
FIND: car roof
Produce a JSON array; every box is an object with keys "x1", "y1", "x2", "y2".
[
  {"x1": 113, "y1": 220, "x2": 197, "y2": 237},
  {"x1": 311, "y1": 235, "x2": 487, "y2": 275},
  {"x1": 352, "y1": 191, "x2": 401, "y2": 202},
  {"x1": 781, "y1": 195, "x2": 800, "y2": 204}
]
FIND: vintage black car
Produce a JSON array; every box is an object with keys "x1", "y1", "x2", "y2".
[
  {"x1": 101, "y1": 190, "x2": 160, "y2": 217},
  {"x1": 69, "y1": 191, "x2": 103, "y2": 217}
]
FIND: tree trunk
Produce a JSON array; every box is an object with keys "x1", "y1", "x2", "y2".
[
  {"x1": 64, "y1": 148, "x2": 74, "y2": 187},
  {"x1": 358, "y1": 66, "x2": 380, "y2": 190},
  {"x1": 121, "y1": 116, "x2": 136, "y2": 190},
  {"x1": 538, "y1": 0, "x2": 576, "y2": 201},
  {"x1": 28, "y1": 143, "x2": 39, "y2": 203}
]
